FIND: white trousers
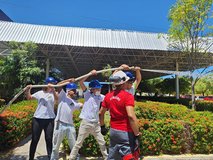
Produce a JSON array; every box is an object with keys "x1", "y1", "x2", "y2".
[
  {"x1": 70, "y1": 119, "x2": 108, "y2": 160},
  {"x1": 51, "y1": 121, "x2": 76, "y2": 160}
]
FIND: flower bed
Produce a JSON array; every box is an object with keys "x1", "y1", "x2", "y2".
[
  {"x1": 1, "y1": 99, "x2": 212, "y2": 155},
  {"x1": 63, "y1": 101, "x2": 213, "y2": 156},
  {"x1": 0, "y1": 100, "x2": 37, "y2": 151},
  {"x1": 135, "y1": 101, "x2": 213, "y2": 155}
]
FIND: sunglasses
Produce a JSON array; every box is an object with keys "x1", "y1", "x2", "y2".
[{"x1": 109, "y1": 76, "x2": 126, "y2": 83}]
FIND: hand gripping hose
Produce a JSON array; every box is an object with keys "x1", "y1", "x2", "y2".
[
  {"x1": 0, "y1": 66, "x2": 187, "y2": 114},
  {"x1": 0, "y1": 67, "x2": 130, "y2": 114}
]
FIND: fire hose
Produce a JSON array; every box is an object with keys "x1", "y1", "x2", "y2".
[{"x1": 0, "y1": 67, "x2": 186, "y2": 114}]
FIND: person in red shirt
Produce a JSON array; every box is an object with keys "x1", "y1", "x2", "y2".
[{"x1": 99, "y1": 70, "x2": 140, "y2": 160}]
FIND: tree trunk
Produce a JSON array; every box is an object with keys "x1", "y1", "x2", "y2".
[{"x1": 191, "y1": 81, "x2": 196, "y2": 110}]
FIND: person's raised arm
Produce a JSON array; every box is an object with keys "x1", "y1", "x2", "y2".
[
  {"x1": 48, "y1": 84, "x2": 59, "y2": 102},
  {"x1": 126, "y1": 106, "x2": 140, "y2": 136},
  {"x1": 133, "y1": 66, "x2": 142, "y2": 89},
  {"x1": 113, "y1": 64, "x2": 130, "y2": 74},
  {"x1": 57, "y1": 78, "x2": 75, "y2": 85},
  {"x1": 79, "y1": 70, "x2": 97, "y2": 91},
  {"x1": 57, "y1": 78, "x2": 75, "y2": 92},
  {"x1": 25, "y1": 85, "x2": 35, "y2": 100}
]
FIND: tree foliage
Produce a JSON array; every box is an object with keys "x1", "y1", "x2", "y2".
[
  {"x1": 101, "y1": 64, "x2": 112, "y2": 79},
  {"x1": 168, "y1": 0, "x2": 213, "y2": 109},
  {"x1": 139, "y1": 77, "x2": 191, "y2": 96},
  {"x1": 156, "y1": 77, "x2": 191, "y2": 95},
  {"x1": 0, "y1": 42, "x2": 43, "y2": 100},
  {"x1": 138, "y1": 78, "x2": 162, "y2": 96},
  {"x1": 195, "y1": 73, "x2": 213, "y2": 95},
  {"x1": 169, "y1": 0, "x2": 212, "y2": 54}
]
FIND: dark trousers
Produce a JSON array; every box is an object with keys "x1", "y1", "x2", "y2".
[{"x1": 29, "y1": 118, "x2": 54, "y2": 160}]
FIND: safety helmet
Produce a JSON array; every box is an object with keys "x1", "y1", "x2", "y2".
[
  {"x1": 109, "y1": 71, "x2": 129, "y2": 85},
  {"x1": 124, "y1": 71, "x2": 135, "y2": 81},
  {"x1": 66, "y1": 83, "x2": 78, "y2": 90},
  {"x1": 45, "y1": 77, "x2": 57, "y2": 84},
  {"x1": 89, "y1": 80, "x2": 102, "y2": 89}
]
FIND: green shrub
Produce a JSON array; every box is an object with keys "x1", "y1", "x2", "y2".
[
  {"x1": 188, "y1": 112, "x2": 213, "y2": 153},
  {"x1": 65, "y1": 101, "x2": 213, "y2": 156},
  {"x1": 139, "y1": 118, "x2": 185, "y2": 155},
  {"x1": 0, "y1": 100, "x2": 37, "y2": 151},
  {"x1": 136, "y1": 96, "x2": 191, "y2": 106},
  {"x1": 135, "y1": 102, "x2": 213, "y2": 155},
  {"x1": 193, "y1": 100, "x2": 213, "y2": 112},
  {"x1": 0, "y1": 99, "x2": 5, "y2": 108},
  {"x1": 135, "y1": 101, "x2": 189, "y2": 120}
]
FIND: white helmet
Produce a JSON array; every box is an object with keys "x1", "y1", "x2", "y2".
[{"x1": 109, "y1": 71, "x2": 130, "y2": 85}]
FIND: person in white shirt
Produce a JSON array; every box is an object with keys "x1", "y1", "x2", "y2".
[
  {"x1": 26, "y1": 77, "x2": 58, "y2": 160},
  {"x1": 51, "y1": 78, "x2": 83, "y2": 160},
  {"x1": 70, "y1": 70, "x2": 108, "y2": 160}
]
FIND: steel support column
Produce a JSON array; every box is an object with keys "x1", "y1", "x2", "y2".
[
  {"x1": 46, "y1": 58, "x2": 50, "y2": 78},
  {"x1": 175, "y1": 61, "x2": 180, "y2": 99}
]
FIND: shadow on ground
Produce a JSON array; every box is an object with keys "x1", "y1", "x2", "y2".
[
  {"x1": 0, "y1": 135, "x2": 32, "y2": 160},
  {"x1": 0, "y1": 155, "x2": 28, "y2": 160}
]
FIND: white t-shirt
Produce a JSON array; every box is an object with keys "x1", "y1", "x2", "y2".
[
  {"x1": 55, "y1": 90, "x2": 81, "y2": 125},
  {"x1": 32, "y1": 90, "x2": 55, "y2": 119},
  {"x1": 79, "y1": 90, "x2": 105, "y2": 122}
]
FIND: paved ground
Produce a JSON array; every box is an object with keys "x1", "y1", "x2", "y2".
[
  {"x1": 143, "y1": 155, "x2": 213, "y2": 160},
  {"x1": 0, "y1": 132, "x2": 213, "y2": 160},
  {"x1": 0, "y1": 132, "x2": 54, "y2": 160}
]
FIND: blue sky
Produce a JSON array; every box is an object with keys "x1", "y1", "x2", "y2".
[
  {"x1": 1, "y1": 0, "x2": 177, "y2": 33},
  {"x1": 1, "y1": 0, "x2": 212, "y2": 76}
]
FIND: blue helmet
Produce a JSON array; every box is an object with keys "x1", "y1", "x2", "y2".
[
  {"x1": 124, "y1": 72, "x2": 135, "y2": 81},
  {"x1": 66, "y1": 83, "x2": 78, "y2": 90},
  {"x1": 45, "y1": 77, "x2": 57, "y2": 84},
  {"x1": 89, "y1": 80, "x2": 102, "y2": 89}
]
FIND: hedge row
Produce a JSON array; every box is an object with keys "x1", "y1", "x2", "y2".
[
  {"x1": 135, "y1": 101, "x2": 213, "y2": 155},
  {"x1": 193, "y1": 100, "x2": 213, "y2": 112},
  {"x1": 62, "y1": 101, "x2": 213, "y2": 156},
  {"x1": 1, "y1": 100, "x2": 212, "y2": 156},
  {"x1": 137, "y1": 96, "x2": 213, "y2": 112},
  {"x1": 0, "y1": 100, "x2": 37, "y2": 151},
  {"x1": 136, "y1": 96, "x2": 191, "y2": 106}
]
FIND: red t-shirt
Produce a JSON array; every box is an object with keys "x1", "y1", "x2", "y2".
[{"x1": 102, "y1": 89, "x2": 135, "y2": 132}]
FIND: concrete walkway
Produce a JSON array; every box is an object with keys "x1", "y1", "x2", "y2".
[
  {"x1": 0, "y1": 132, "x2": 57, "y2": 160},
  {"x1": 1, "y1": 132, "x2": 213, "y2": 160}
]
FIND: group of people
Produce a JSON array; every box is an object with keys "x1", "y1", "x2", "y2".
[{"x1": 26, "y1": 64, "x2": 142, "y2": 160}]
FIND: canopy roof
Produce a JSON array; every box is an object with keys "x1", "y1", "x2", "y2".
[{"x1": 0, "y1": 21, "x2": 212, "y2": 79}]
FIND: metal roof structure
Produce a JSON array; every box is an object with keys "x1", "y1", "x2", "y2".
[
  {"x1": 0, "y1": 21, "x2": 170, "y2": 50},
  {"x1": 0, "y1": 21, "x2": 212, "y2": 79}
]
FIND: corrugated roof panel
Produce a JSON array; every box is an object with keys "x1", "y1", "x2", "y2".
[
  {"x1": 66, "y1": 28, "x2": 72, "y2": 45},
  {"x1": 2, "y1": 22, "x2": 16, "y2": 41},
  {"x1": 84, "y1": 28, "x2": 93, "y2": 47},
  {"x1": 37, "y1": 25, "x2": 48, "y2": 43},
  {"x1": 1, "y1": 21, "x2": 211, "y2": 52},
  {"x1": 103, "y1": 30, "x2": 113, "y2": 48},
  {"x1": 71, "y1": 28, "x2": 81, "y2": 46},
  {"x1": 59, "y1": 27, "x2": 68, "y2": 45}
]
